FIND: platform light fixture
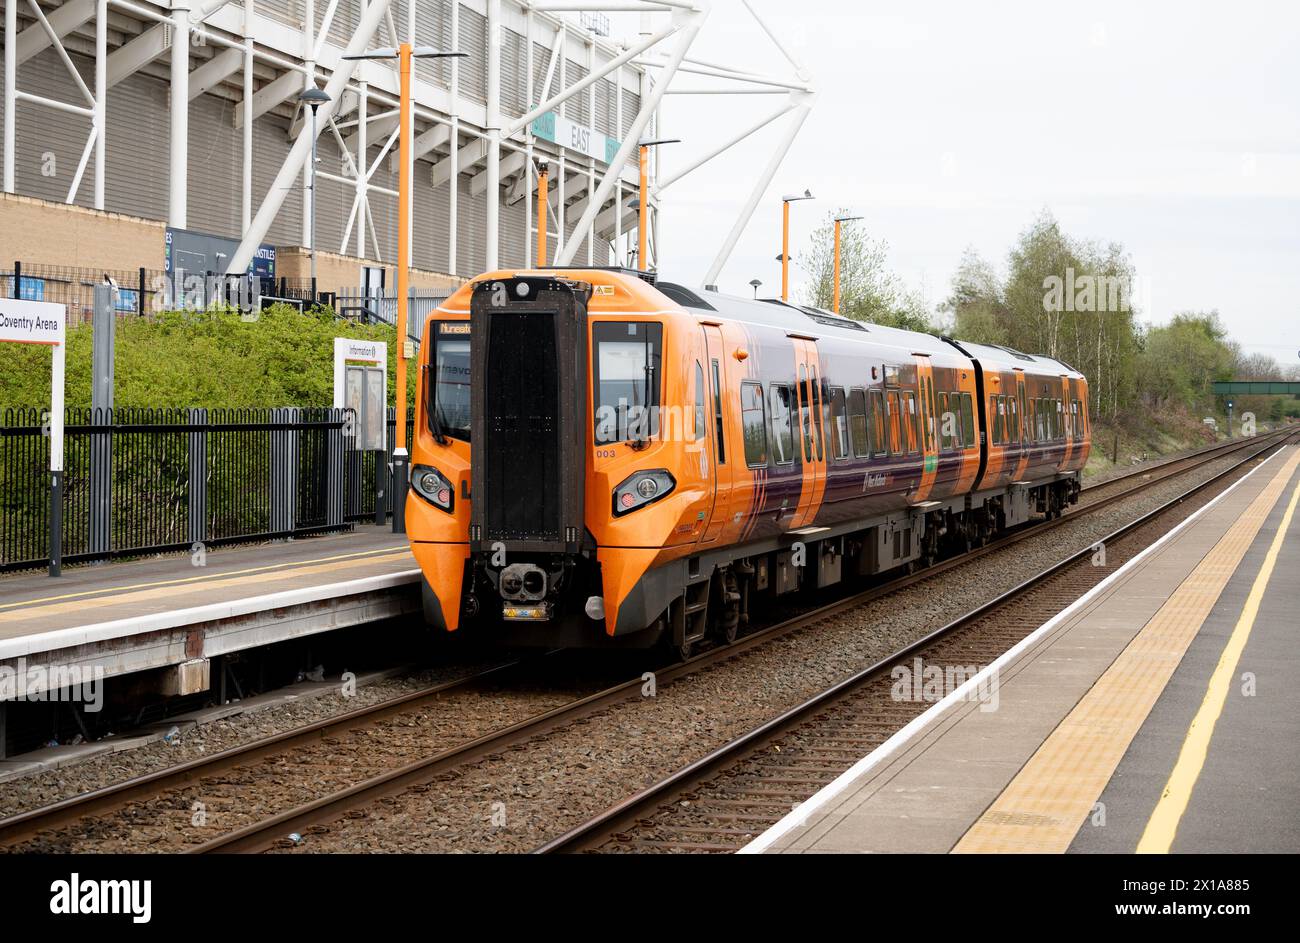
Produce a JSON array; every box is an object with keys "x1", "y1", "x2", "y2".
[
  {"x1": 636, "y1": 138, "x2": 680, "y2": 272},
  {"x1": 781, "y1": 190, "x2": 814, "y2": 301},
  {"x1": 832, "y1": 214, "x2": 863, "y2": 314},
  {"x1": 297, "y1": 86, "x2": 332, "y2": 293}
]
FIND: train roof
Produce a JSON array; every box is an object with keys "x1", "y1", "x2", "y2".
[
  {"x1": 943, "y1": 338, "x2": 1083, "y2": 379},
  {"x1": 655, "y1": 282, "x2": 957, "y2": 357},
  {"x1": 655, "y1": 281, "x2": 1082, "y2": 379}
]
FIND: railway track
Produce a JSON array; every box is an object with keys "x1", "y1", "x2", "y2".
[
  {"x1": 537, "y1": 430, "x2": 1297, "y2": 853},
  {"x1": 0, "y1": 429, "x2": 1288, "y2": 853}
]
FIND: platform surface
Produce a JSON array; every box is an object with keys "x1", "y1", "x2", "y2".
[
  {"x1": 749, "y1": 443, "x2": 1300, "y2": 854},
  {"x1": 0, "y1": 526, "x2": 420, "y2": 694}
]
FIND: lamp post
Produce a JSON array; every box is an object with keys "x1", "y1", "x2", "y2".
[
  {"x1": 536, "y1": 161, "x2": 549, "y2": 266},
  {"x1": 298, "y1": 86, "x2": 332, "y2": 298},
  {"x1": 343, "y1": 45, "x2": 466, "y2": 534},
  {"x1": 832, "y1": 214, "x2": 863, "y2": 314},
  {"x1": 780, "y1": 190, "x2": 814, "y2": 301},
  {"x1": 636, "y1": 138, "x2": 680, "y2": 272},
  {"x1": 749, "y1": 278, "x2": 762, "y2": 299}
]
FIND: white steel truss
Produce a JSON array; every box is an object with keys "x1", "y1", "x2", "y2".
[{"x1": 3, "y1": 0, "x2": 812, "y2": 288}]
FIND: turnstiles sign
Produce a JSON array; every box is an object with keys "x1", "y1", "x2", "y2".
[{"x1": 333, "y1": 338, "x2": 387, "y2": 451}]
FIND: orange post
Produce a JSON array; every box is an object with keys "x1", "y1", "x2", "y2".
[
  {"x1": 833, "y1": 218, "x2": 842, "y2": 313},
  {"x1": 392, "y1": 42, "x2": 412, "y2": 534},
  {"x1": 537, "y1": 163, "x2": 548, "y2": 266},
  {"x1": 638, "y1": 144, "x2": 649, "y2": 271},
  {"x1": 396, "y1": 43, "x2": 412, "y2": 451},
  {"x1": 781, "y1": 199, "x2": 790, "y2": 301}
]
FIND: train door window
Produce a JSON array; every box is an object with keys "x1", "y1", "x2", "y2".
[
  {"x1": 829, "y1": 387, "x2": 850, "y2": 460},
  {"x1": 886, "y1": 391, "x2": 902, "y2": 454},
  {"x1": 959, "y1": 393, "x2": 974, "y2": 448},
  {"x1": 810, "y1": 367, "x2": 825, "y2": 462},
  {"x1": 711, "y1": 359, "x2": 726, "y2": 465},
  {"x1": 798, "y1": 365, "x2": 813, "y2": 461},
  {"x1": 869, "y1": 389, "x2": 887, "y2": 457},
  {"x1": 769, "y1": 385, "x2": 795, "y2": 465},
  {"x1": 1019, "y1": 386, "x2": 1028, "y2": 442},
  {"x1": 1035, "y1": 399, "x2": 1046, "y2": 442},
  {"x1": 741, "y1": 381, "x2": 767, "y2": 467},
  {"x1": 989, "y1": 395, "x2": 1003, "y2": 444},
  {"x1": 694, "y1": 362, "x2": 705, "y2": 443},
  {"x1": 937, "y1": 392, "x2": 951, "y2": 451},
  {"x1": 1009, "y1": 396, "x2": 1020, "y2": 444},
  {"x1": 923, "y1": 377, "x2": 936, "y2": 451},
  {"x1": 848, "y1": 388, "x2": 869, "y2": 457}
]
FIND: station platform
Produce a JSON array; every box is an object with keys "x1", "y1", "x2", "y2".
[
  {"x1": 0, "y1": 526, "x2": 420, "y2": 706},
  {"x1": 746, "y1": 443, "x2": 1300, "y2": 855}
]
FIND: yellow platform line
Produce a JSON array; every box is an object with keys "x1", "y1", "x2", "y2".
[
  {"x1": 0, "y1": 545, "x2": 411, "y2": 613},
  {"x1": 0, "y1": 551, "x2": 414, "y2": 625},
  {"x1": 951, "y1": 446, "x2": 1300, "y2": 854},
  {"x1": 1137, "y1": 472, "x2": 1300, "y2": 853}
]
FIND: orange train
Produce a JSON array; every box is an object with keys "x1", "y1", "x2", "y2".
[{"x1": 407, "y1": 268, "x2": 1090, "y2": 651}]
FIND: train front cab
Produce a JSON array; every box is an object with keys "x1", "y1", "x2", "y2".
[{"x1": 409, "y1": 269, "x2": 727, "y2": 648}]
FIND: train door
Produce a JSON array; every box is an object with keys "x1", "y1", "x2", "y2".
[
  {"x1": 790, "y1": 336, "x2": 825, "y2": 529},
  {"x1": 1011, "y1": 370, "x2": 1030, "y2": 480},
  {"x1": 912, "y1": 354, "x2": 938, "y2": 502},
  {"x1": 700, "y1": 324, "x2": 734, "y2": 543},
  {"x1": 1058, "y1": 374, "x2": 1074, "y2": 471}
]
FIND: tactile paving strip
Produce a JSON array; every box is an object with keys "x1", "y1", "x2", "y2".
[{"x1": 952, "y1": 447, "x2": 1300, "y2": 853}]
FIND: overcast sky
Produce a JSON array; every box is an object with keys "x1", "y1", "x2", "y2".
[{"x1": 609, "y1": 0, "x2": 1300, "y2": 367}]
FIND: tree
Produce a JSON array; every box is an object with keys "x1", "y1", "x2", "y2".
[
  {"x1": 941, "y1": 247, "x2": 1008, "y2": 345},
  {"x1": 799, "y1": 209, "x2": 934, "y2": 332}
]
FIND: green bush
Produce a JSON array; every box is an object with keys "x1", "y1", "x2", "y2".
[{"x1": 0, "y1": 303, "x2": 417, "y2": 412}]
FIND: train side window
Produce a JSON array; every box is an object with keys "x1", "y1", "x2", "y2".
[
  {"x1": 769, "y1": 385, "x2": 795, "y2": 465},
  {"x1": 694, "y1": 362, "x2": 705, "y2": 443},
  {"x1": 848, "y1": 388, "x2": 869, "y2": 457},
  {"x1": 902, "y1": 391, "x2": 919, "y2": 454},
  {"x1": 869, "y1": 389, "x2": 887, "y2": 456},
  {"x1": 829, "y1": 387, "x2": 850, "y2": 460},
  {"x1": 711, "y1": 359, "x2": 726, "y2": 465},
  {"x1": 1009, "y1": 396, "x2": 1020, "y2": 444},
  {"x1": 1035, "y1": 398, "x2": 1045, "y2": 442},
  {"x1": 886, "y1": 391, "x2": 902, "y2": 455},
  {"x1": 741, "y1": 381, "x2": 767, "y2": 467},
  {"x1": 989, "y1": 395, "x2": 1002, "y2": 445},
  {"x1": 960, "y1": 392, "x2": 975, "y2": 448}
]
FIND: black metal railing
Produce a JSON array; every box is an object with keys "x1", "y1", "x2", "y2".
[{"x1": 0, "y1": 407, "x2": 414, "y2": 573}]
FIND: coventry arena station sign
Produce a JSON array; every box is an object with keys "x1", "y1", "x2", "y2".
[{"x1": 0, "y1": 298, "x2": 67, "y2": 576}]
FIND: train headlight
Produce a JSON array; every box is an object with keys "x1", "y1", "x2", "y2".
[
  {"x1": 613, "y1": 469, "x2": 675, "y2": 516},
  {"x1": 412, "y1": 464, "x2": 455, "y2": 512}
]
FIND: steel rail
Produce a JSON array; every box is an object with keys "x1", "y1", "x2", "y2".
[{"x1": 193, "y1": 432, "x2": 1292, "y2": 853}]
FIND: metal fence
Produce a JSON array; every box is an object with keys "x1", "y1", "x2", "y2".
[
  {"x1": 2, "y1": 262, "x2": 164, "y2": 326},
  {"x1": 334, "y1": 290, "x2": 449, "y2": 344},
  {"x1": 0, "y1": 407, "x2": 414, "y2": 573}
]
